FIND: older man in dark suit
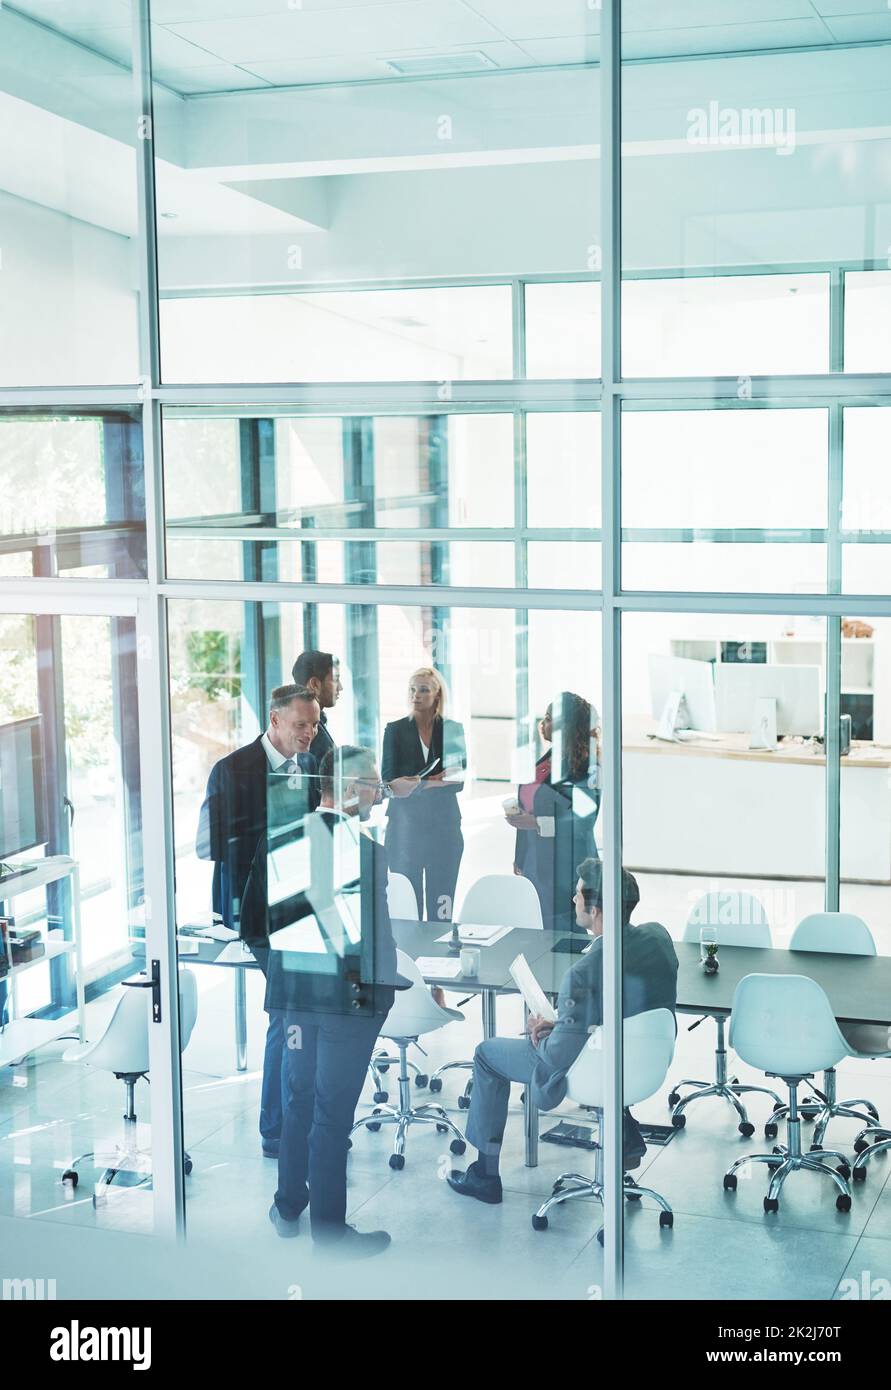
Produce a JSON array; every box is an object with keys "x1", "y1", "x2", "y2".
[{"x1": 197, "y1": 684, "x2": 320, "y2": 1157}]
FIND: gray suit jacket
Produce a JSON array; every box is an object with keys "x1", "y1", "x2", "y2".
[{"x1": 530, "y1": 922, "x2": 679, "y2": 1111}]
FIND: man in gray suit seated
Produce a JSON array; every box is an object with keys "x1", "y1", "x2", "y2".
[{"x1": 448, "y1": 860, "x2": 678, "y2": 1205}]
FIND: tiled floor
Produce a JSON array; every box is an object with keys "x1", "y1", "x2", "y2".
[{"x1": 4, "y1": 869, "x2": 891, "y2": 1300}]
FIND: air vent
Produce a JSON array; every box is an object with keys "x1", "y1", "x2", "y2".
[{"x1": 382, "y1": 52, "x2": 498, "y2": 77}]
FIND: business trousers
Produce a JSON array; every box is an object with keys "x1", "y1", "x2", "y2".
[
  {"x1": 251, "y1": 946, "x2": 288, "y2": 1149},
  {"x1": 465, "y1": 1036, "x2": 645, "y2": 1163},
  {"x1": 274, "y1": 1008, "x2": 383, "y2": 1237},
  {"x1": 387, "y1": 828, "x2": 464, "y2": 922}
]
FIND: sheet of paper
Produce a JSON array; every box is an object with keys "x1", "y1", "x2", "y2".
[
  {"x1": 508, "y1": 953, "x2": 557, "y2": 1022},
  {"x1": 415, "y1": 956, "x2": 465, "y2": 979}
]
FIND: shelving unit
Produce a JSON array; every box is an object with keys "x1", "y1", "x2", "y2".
[{"x1": 0, "y1": 856, "x2": 84, "y2": 1068}]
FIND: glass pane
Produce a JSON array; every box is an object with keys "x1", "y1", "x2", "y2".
[
  {"x1": 622, "y1": 275, "x2": 829, "y2": 378},
  {"x1": 0, "y1": 607, "x2": 148, "y2": 1229},
  {"x1": 844, "y1": 271, "x2": 891, "y2": 373},
  {"x1": 622, "y1": 406, "x2": 828, "y2": 593},
  {"x1": 171, "y1": 596, "x2": 608, "y2": 1294},
  {"x1": 0, "y1": 412, "x2": 147, "y2": 580},
  {"x1": 152, "y1": 2, "x2": 599, "y2": 384},
  {"x1": 621, "y1": 8, "x2": 889, "y2": 376},
  {"x1": 622, "y1": 609, "x2": 827, "y2": 1301},
  {"x1": 842, "y1": 406, "x2": 891, "y2": 594},
  {"x1": 526, "y1": 412, "x2": 600, "y2": 528},
  {"x1": 0, "y1": 6, "x2": 139, "y2": 385},
  {"x1": 524, "y1": 282, "x2": 601, "y2": 378},
  {"x1": 840, "y1": 615, "x2": 891, "y2": 951}
]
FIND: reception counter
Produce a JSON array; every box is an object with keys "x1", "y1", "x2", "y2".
[{"x1": 622, "y1": 721, "x2": 891, "y2": 883}]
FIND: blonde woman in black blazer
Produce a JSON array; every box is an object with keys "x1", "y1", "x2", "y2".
[{"x1": 382, "y1": 667, "x2": 467, "y2": 922}]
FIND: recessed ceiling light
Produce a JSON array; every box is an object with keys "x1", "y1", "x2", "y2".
[
  {"x1": 160, "y1": 211, "x2": 178, "y2": 220},
  {"x1": 382, "y1": 51, "x2": 498, "y2": 77}
]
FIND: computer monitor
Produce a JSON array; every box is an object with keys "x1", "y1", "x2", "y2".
[
  {"x1": 649, "y1": 654, "x2": 718, "y2": 733},
  {"x1": 715, "y1": 663, "x2": 822, "y2": 738},
  {"x1": 0, "y1": 716, "x2": 48, "y2": 870}
]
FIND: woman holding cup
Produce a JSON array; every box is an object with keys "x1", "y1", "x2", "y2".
[{"x1": 506, "y1": 691, "x2": 601, "y2": 934}]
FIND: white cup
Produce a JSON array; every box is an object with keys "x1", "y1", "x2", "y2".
[
  {"x1": 460, "y1": 946, "x2": 481, "y2": 978},
  {"x1": 502, "y1": 796, "x2": 521, "y2": 816}
]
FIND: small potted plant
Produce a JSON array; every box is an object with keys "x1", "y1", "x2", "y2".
[{"x1": 703, "y1": 941, "x2": 719, "y2": 974}]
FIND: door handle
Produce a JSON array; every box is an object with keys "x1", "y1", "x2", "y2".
[{"x1": 122, "y1": 958, "x2": 162, "y2": 1022}]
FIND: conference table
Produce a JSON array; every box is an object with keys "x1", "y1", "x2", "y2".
[{"x1": 157, "y1": 928, "x2": 891, "y2": 1170}]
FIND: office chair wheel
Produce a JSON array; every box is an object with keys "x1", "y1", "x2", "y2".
[
  {"x1": 184, "y1": 1157, "x2": 193, "y2": 1176},
  {"x1": 763, "y1": 1197, "x2": 779, "y2": 1214},
  {"x1": 853, "y1": 1166, "x2": 867, "y2": 1183},
  {"x1": 671, "y1": 1113, "x2": 686, "y2": 1129},
  {"x1": 62, "y1": 1169, "x2": 78, "y2": 1188},
  {"x1": 377, "y1": 1063, "x2": 389, "y2": 1073},
  {"x1": 429, "y1": 1077, "x2": 443, "y2": 1093},
  {"x1": 389, "y1": 1153, "x2": 405, "y2": 1171},
  {"x1": 596, "y1": 1228, "x2": 604, "y2": 1247},
  {"x1": 366, "y1": 1123, "x2": 382, "y2": 1133},
  {"x1": 809, "y1": 1143, "x2": 823, "y2": 1152},
  {"x1": 764, "y1": 1122, "x2": 778, "y2": 1140},
  {"x1": 450, "y1": 1139, "x2": 466, "y2": 1155},
  {"x1": 853, "y1": 1137, "x2": 870, "y2": 1154},
  {"x1": 659, "y1": 1211, "x2": 673, "y2": 1229},
  {"x1": 772, "y1": 1100, "x2": 785, "y2": 1112},
  {"x1": 373, "y1": 1091, "x2": 388, "y2": 1104},
  {"x1": 532, "y1": 1213, "x2": 548, "y2": 1232},
  {"x1": 625, "y1": 1190, "x2": 642, "y2": 1202},
  {"x1": 723, "y1": 1174, "x2": 737, "y2": 1192},
  {"x1": 836, "y1": 1194, "x2": 852, "y2": 1213},
  {"x1": 458, "y1": 1094, "x2": 471, "y2": 1110},
  {"x1": 415, "y1": 1074, "x2": 428, "y2": 1089},
  {"x1": 347, "y1": 1138, "x2": 352, "y2": 1150},
  {"x1": 667, "y1": 1090, "x2": 680, "y2": 1108},
  {"x1": 436, "y1": 1123, "x2": 448, "y2": 1133},
  {"x1": 836, "y1": 1163, "x2": 851, "y2": 1180},
  {"x1": 772, "y1": 1146, "x2": 783, "y2": 1155},
  {"x1": 738, "y1": 1122, "x2": 755, "y2": 1138}
]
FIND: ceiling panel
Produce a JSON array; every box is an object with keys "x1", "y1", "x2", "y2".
[
  {"x1": 821, "y1": 14, "x2": 891, "y2": 41},
  {"x1": 459, "y1": 0, "x2": 598, "y2": 41},
  {"x1": 811, "y1": 1, "x2": 891, "y2": 14},
  {"x1": 511, "y1": 37, "x2": 599, "y2": 66},
  {"x1": 166, "y1": 2, "x2": 503, "y2": 65},
  {"x1": 242, "y1": 40, "x2": 535, "y2": 88},
  {"x1": 150, "y1": 0, "x2": 414, "y2": 17},
  {"x1": 623, "y1": 17, "x2": 835, "y2": 60},
  {"x1": 623, "y1": 0, "x2": 821, "y2": 27}
]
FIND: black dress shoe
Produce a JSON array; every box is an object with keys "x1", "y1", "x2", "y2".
[
  {"x1": 314, "y1": 1225, "x2": 391, "y2": 1260},
  {"x1": 447, "y1": 1161, "x2": 503, "y2": 1204},
  {"x1": 269, "y1": 1203, "x2": 302, "y2": 1238}
]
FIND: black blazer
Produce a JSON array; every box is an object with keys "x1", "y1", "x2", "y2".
[
  {"x1": 381, "y1": 716, "x2": 466, "y2": 831},
  {"x1": 310, "y1": 710, "x2": 335, "y2": 766},
  {"x1": 196, "y1": 739, "x2": 318, "y2": 934}
]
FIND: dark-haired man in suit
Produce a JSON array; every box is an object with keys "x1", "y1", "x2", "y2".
[{"x1": 292, "y1": 649, "x2": 342, "y2": 769}]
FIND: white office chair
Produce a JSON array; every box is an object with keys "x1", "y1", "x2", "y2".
[
  {"x1": 532, "y1": 1009, "x2": 676, "y2": 1244},
  {"x1": 428, "y1": 873, "x2": 544, "y2": 1104},
  {"x1": 387, "y1": 871, "x2": 421, "y2": 921},
  {"x1": 61, "y1": 969, "x2": 198, "y2": 1205},
  {"x1": 722, "y1": 974, "x2": 853, "y2": 1213},
  {"x1": 765, "y1": 913, "x2": 881, "y2": 1149},
  {"x1": 669, "y1": 891, "x2": 782, "y2": 1134},
  {"x1": 369, "y1": 872, "x2": 428, "y2": 1101},
  {"x1": 351, "y1": 950, "x2": 467, "y2": 1169}
]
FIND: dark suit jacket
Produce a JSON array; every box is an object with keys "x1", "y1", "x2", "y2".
[
  {"x1": 196, "y1": 738, "x2": 317, "y2": 935},
  {"x1": 381, "y1": 716, "x2": 466, "y2": 834},
  {"x1": 531, "y1": 922, "x2": 679, "y2": 1111},
  {"x1": 247, "y1": 809, "x2": 397, "y2": 1019},
  {"x1": 309, "y1": 710, "x2": 335, "y2": 767}
]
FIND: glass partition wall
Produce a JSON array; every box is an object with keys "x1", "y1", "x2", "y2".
[{"x1": 3, "y1": 0, "x2": 891, "y2": 1302}]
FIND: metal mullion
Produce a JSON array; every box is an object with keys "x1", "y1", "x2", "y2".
[
  {"x1": 153, "y1": 382, "x2": 603, "y2": 412},
  {"x1": 825, "y1": 399, "x2": 844, "y2": 912},
  {"x1": 0, "y1": 387, "x2": 143, "y2": 408},
  {"x1": 132, "y1": 0, "x2": 184, "y2": 1243},
  {"x1": 618, "y1": 375, "x2": 891, "y2": 402},
  {"x1": 159, "y1": 577, "x2": 605, "y2": 612},
  {"x1": 600, "y1": 0, "x2": 624, "y2": 1305},
  {"x1": 615, "y1": 591, "x2": 891, "y2": 617}
]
